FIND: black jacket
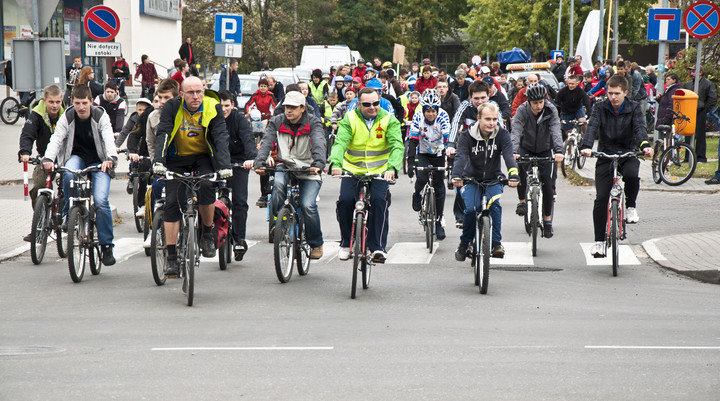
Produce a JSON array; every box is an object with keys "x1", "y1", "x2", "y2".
[
  {"x1": 452, "y1": 123, "x2": 518, "y2": 182},
  {"x1": 490, "y1": 91, "x2": 511, "y2": 123},
  {"x1": 127, "y1": 106, "x2": 154, "y2": 156},
  {"x1": 225, "y1": 109, "x2": 257, "y2": 163},
  {"x1": 449, "y1": 79, "x2": 471, "y2": 102},
  {"x1": 684, "y1": 77, "x2": 718, "y2": 113},
  {"x1": 581, "y1": 98, "x2": 650, "y2": 153},
  {"x1": 552, "y1": 62, "x2": 566, "y2": 83},
  {"x1": 271, "y1": 81, "x2": 285, "y2": 104},
  {"x1": 555, "y1": 85, "x2": 590, "y2": 115},
  {"x1": 179, "y1": 42, "x2": 193, "y2": 64},
  {"x1": 656, "y1": 83, "x2": 682, "y2": 126},
  {"x1": 18, "y1": 100, "x2": 60, "y2": 158},
  {"x1": 440, "y1": 92, "x2": 460, "y2": 122}
]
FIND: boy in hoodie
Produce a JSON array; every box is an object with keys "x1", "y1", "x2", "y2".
[
  {"x1": 452, "y1": 102, "x2": 519, "y2": 260},
  {"x1": 245, "y1": 78, "x2": 276, "y2": 119},
  {"x1": 93, "y1": 81, "x2": 126, "y2": 133}
]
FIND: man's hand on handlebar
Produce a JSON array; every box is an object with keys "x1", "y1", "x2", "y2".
[
  {"x1": 384, "y1": 171, "x2": 395, "y2": 182},
  {"x1": 101, "y1": 160, "x2": 114, "y2": 173},
  {"x1": 129, "y1": 153, "x2": 140, "y2": 162},
  {"x1": 643, "y1": 147, "x2": 653, "y2": 158},
  {"x1": 331, "y1": 168, "x2": 343, "y2": 176},
  {"x1": 581, "y1": 149, "x2": 592, "y2": 157},
  {"x1": 21, "y1": 155, "x2": 30, "y2": 163},
  {"x1": 242, "y1": 160, "x2": 254, "y2": 170},
  {"x1": 553, "y1": 153, "x2": 564, "y2": 163},
  {"x1": 446, "y1": 147, "x2": 456, "y2": 158},
  {"x1": 309, "y1": 167, "x2": 320, "y2": 175}
]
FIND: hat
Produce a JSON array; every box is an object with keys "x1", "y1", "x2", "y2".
[
  {"x1": 366, "y1": 67, "x2": 376, "y2": 74},
  {"x1": 365, "y1": 62, "x2": 372, "y2": 67},
  {"x1": 343, "y1": 75, "x2": 353, "y2": 82},
  {"x1": 422, "y1": 58, "x2": 431, "y2": 64},
  {"x1": 382, "y1": 61, "x2": 392, "y2": 68},
  {"x1": 482, "y1": 76, "x2": 495, "y2": 85},
  {"x1": 345, "y1": 87, "x2": 356, "y2": 93},
  {"x1": 480, "y1": 66, "x2": 491, "y2": 74},
  {"x1": 353, "y1": 76, "x2": 362, "y2": 83},
  {"x1": 284, "y1": 91, "x2": 306, "y2": 107},
  {"x1": 136, "y1": 97, "x2": 152, "y2": 107},
  {"x1": 365, "y1": 78, "x2": 383, "y2": 89}
]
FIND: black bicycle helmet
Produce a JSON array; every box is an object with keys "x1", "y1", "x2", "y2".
[{"x1": 525, "y1": 83, "x2": 547, "y2": 101}]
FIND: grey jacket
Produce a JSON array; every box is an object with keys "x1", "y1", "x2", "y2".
[
  {"x1": 43, "y1": 106, "x2": 118, "y2": 169},
  {"x1": 254, "y1": 111, "x2": 326, "y2": 180},
  {"x1": 511, "y1": 101, "x2": 563, "y2": 154},
  {"x1": 330, "y1": 99, "x2": 352, "y2": 124}
]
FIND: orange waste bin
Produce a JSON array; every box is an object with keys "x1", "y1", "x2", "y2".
[{"x1": 671, "y1": 89, "x2": 698, "y2": 136}]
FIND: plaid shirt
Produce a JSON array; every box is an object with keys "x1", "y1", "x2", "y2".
[{"x1": 134, "y1": 62, "x2": 158, "y2": 86}]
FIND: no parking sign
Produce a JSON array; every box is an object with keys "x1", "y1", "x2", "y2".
[
  {"x1": 83, "y1": 5, "x2": 120, "y2": 42},
  {"x1": 682, "y1": 0, "x2": 720, "y2": 39}
]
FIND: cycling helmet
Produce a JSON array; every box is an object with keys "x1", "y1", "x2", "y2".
[
  {"x1": 525, "y1": 84, "x2": 547, "y2": 101},
  {"x1": 420, "y1": 88, "x2": 441, "y2": 108},
  {"x1": 249, "y1": 109, "x2": 262, "y2": 121},
  {"x1": 382, "y1": 61, "x2": 392, "y2": 68},
  {"x1": 365, "y1": 78, "x2": 383, "y2": 90},
  {"x1": 343, "y1": 75, "x2": 353, "y2": 82},
  {"x1": 357, "y1": 58, "x2": 365, "y2": 64}
]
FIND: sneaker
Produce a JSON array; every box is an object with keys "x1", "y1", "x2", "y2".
[
  {"x1": 516, "y1": 202, "x2": 527, "y2": 216},
  {"x1": 234, "y1": 240, "x2": 248, "y2": 261},
  {"x1": 436, "y1": 222, "x2": 446, "y2": 240},
  {"x1": 705, "y1": 177, "x2": 720, "y2": 185},
  {"x1": 591, "y1": 241, "x2": 606, "y2": 258},
  {"x1": 200, "y1": 230, "x2": 216, "y2": 258},
  {"x1": 126, "y1": 179, "x2": 133, "y2": 195},
  {"x1": 143, "y1": 234, "x2": 153, "y2": 249},
  {"x1": 23, "y1": 233, "x2": 32, "y2": 242},
  {"x1": 372, "y1": 250, "x2": 387, "y2": 263},
  {"x1": 256, "y1": 196, "x2": 267, "y2": 208},
  {"x1": 101, "y1": 244, "x2": 116, "y2": 266},
  {"x1": 543, "y1": 221, "x2": 553, "y2": 238},
  {"x1": 338, "y1": 247, "x2": 351, "y2": 260},
  {"x1": 135, "y1": 205, "x2": 145, "y2": 218},
  {"x1": 310, "y1": 246, "x2": 323, "y2": 259},
  {"x1": 626, "y1": 207, "x2": 639, "y2": 224},
  {"x1": 316, "y1": 194, "x2": 320, "y2": 202},
  {"x1": 412, "y1": 192, "x2": 421, "y2": 212},
  {"x1": 455, "y1": 242, "x2": 469, "y2": 261},
  {"x1": 455, "y1": 219, "x2": 463, "y2": 229},
  {"x1": 165, "y1": 257, "x2": 179, "y2": 277},
  {"x1": 491, "y1": 243, "x2": 505, "y2": 258}
]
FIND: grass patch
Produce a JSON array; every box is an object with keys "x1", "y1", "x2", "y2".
[
  {"x1": 655, "y1": 137, "x2": 718, "y2": 179},
  {"x1": 562, "y1": 168, "x2": 591, "y2": 186}
]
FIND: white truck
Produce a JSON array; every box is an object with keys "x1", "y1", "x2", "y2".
[{"x1": 299, "y1": 45, "x2": 362, "y2": 73}]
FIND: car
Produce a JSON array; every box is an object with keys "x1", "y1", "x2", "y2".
[
  {"x1": 250, "y1": 70, "x2": 300, "y2": 87},
  {"x1": 273, "y1": 67, "x2": 312, "y2": 82},
  {"x1": 506, "y1": 62, "x2": 561, "y2": 91}
]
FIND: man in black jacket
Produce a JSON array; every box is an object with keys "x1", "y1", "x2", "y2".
[
  {"x1": 449, "y1": 69, "x2": 471, "y2": 102},
  {"x1": 684, "y1": 66, "x2": 718, "y2": 163},
  {"x1": 552, "y1": 55, "x2": 566, "y2": 84},
  {"x1": 178, "y1": 37, "x2": 198, "y2": 76},
  {"x1": 580, "y1": 75, "x2": 653, "y2": 258},
  {"x1": 218, "y1": 90, "x2": 257, "y2": 261}
]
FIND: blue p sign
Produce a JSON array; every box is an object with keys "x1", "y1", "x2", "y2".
[{"x1": 214, "y1": 14, "x2": 243, "y2": 44}]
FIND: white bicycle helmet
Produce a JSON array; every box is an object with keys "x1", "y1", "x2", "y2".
[
  {"x1": 248, "y1": 108, "x2": 262, "y2": 121},
  {"x1": 420, "y1": 88, "x2": 441, "y2": 108}
]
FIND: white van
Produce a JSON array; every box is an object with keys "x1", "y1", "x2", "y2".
[{"x1": 300, "y1": 45, "x2": 353, "y2": 70}]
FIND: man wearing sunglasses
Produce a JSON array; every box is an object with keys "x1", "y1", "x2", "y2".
[{"x1": 330, "y1": 87, "x2": 404, "y2": 263}]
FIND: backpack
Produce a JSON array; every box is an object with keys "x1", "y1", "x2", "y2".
[{"x1": 213, "y1": 199, "x2": 229, "y2": 248}]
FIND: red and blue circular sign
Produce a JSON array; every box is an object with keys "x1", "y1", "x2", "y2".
[
  {"x1": 682, "y1": 0, "x2": 720, "y2": 39},
  {"x1": 83, "y1": 5, "x2": 120, "y2": 42}
]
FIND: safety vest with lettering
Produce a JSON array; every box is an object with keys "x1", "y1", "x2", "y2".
[
  {"x1": 309, "y1": 81, "x2": 329, "y2": 105},
  {"x1": 343, "y1": 111, "x2": 393, "y2": 174},
  {"x1": 162, "y1": 95, "x2": 220, "y2": 158}
]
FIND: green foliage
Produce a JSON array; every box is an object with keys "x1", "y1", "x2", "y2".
[{"x1": 668, "y1": 46, "x2": 720, "y2": 96}]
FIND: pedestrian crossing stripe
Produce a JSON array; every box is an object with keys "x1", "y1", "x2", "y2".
[{"x1": 579, "y1": 243, "x2": 641, "y2": 266}]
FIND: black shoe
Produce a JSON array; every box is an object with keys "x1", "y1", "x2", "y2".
[
  {"x1": 516, "y1": 202, "x2": 527, "y2": 216},
  {"x1": 256, "y1": 196, "x2": 267, "y2": 208},
  {"x1": 23, "y1": 233, "x2": 32, "y2": 242},
  {"x1": 491, "y1": 243, "x2": 505, "y2": 258},
  {"x1": 61, "y1": 216, "x2": 68, "y2": 232},
  {"x1": 455, "y1": 242, "x2": 469, "y2": 261},
  {"x1": 234, "y1": 239, "x2": 248, "y2": 261},
  {"x1": 543, "y1": 221, "x2": 553, "y2": 238},
  {"x1": 455, "y1": 219, "x2": 463, "y2": 229},
  {"x1": 436, "y1": 222, "x2": 446, "y2": 240},
  {"x1": 705, "y1": 177, "x2": 720, "y2": 185},
  {"x1": 412, "y1": 192, "x2": 421, "y2": 212},
  {"x1": 697, "y1": 158, "x2": 708, "y2": 163},
  {"x1": 200, "y1": 231, "x2": 216, "y2": 258},
  {"x1": 101, "y1": 244, "x2": 115, "y2": 266},
  {"x1": 126, "y1": 179, "x2": 133, "y2": 195},
  {"x1": 165, "y1": 257, "x2": 179, "y2": 277}
]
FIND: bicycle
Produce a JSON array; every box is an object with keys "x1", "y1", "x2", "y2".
[
  {"x1": 591, "y1": 151, "x2": 641, "y2": 277},
  {"x1": 517, "y1": 156, "x2": 555, "y2": 257},
  {"x1": 560, "y1": 120, "x2": 586, "y2": 177},
  {"x1": 150, "y1": 183, "x2": 167, "y2": 286},
  {"x1": 416, "y1": 165, "x2": 445, "y2": 253},
  {"x1": 334, "y1": 172, "x2": 393, "y2": 299},
  {"x1": 60, "y1": 164, "x2": 104, "y2": 283},
  {"x1": 1, "y1": 91, "x2": 36, "y2": 125},
  {"x1": 652, "y1": 110, "x2": 696, "y2": 186},
  {"x1": 458, "y1": 177, "x2": 510, "y2": 294},
  {"x1": 158, "y1": 170, "x2": 219, "y2": 306},
  {"x1": 263, "y1": 166, "x2": 312, "y2": 283},
  {"x1": 25, "y1": 158, "x2": 66, "y2": 264},
  {"x1": 215, "y1": 164, "x2": 245, "y2": 270},
  {"x1": 127, "y1": 153, "x2": 152, "y2": 233}
]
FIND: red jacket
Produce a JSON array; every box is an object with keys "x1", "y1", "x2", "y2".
[
  {"x1": 246, "y1": 90, "x2": 276, "y2": 117},
  {"x1": 352, "y1": 66, "x2": 367, "y2": 80},
  {"x1": 414, "y1": 76, "x2": 438, "y2": 94}
]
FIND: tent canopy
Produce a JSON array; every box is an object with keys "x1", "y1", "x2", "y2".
[{"x1": 496, "y1": 48, "x2": 532, "y2": 64}]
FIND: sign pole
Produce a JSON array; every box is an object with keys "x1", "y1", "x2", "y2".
[
  {"x1": 32, "y1": 0, "x2": 42, "y2": 94},
  {"x1": 569, "y1": 0, "x2": 574, "y2": 57},
  {"x1": 693, "y1": 39, "x2": 702, "y2": 93},
  {"x1": 226, "y1": 57, "x2": 230, "y2": 91},
  {"x1": 556, "y1": 0, "x2": 562, "y2": 52},
  {"x1": 654, "y1": 0, "x2": 671, "y2": 141}
]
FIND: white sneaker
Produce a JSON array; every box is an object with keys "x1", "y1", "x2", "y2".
[
  {"x1": 143, "y1": 234, "x2": 153, "y2": 249},
  {"x1": 338, "y1": 247, "x2": 351, "y2": 260},
  {"x1": 591, "y1": 241, "x2": 605, "y2": 258},
  {"x1": 626, "y1": 207, "x2": 639, "y2": 224},
  {"x1": 135, "y1": 206, "x2": 145, "y2": 218},
  {"x1": 316, "y1": 194, "x2": 320, "y2": 202}
]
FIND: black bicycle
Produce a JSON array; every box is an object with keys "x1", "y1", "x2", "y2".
[
  {"x1": 560, "y1": 119, "x2": 586, "y2": 177},
  {"x1": 517, "y1": 156, "x2": 555, "y2": 257},
  {"x1": 127, "y1": 154, "x2": 152, "y2": 233},
  {"x1": 416, "y1": 165, "x2": 445, "y2": 253},
  {"x1": 1, "y1": 91, "x2": 36, "y2": 124},
  {"x1": 25, "y1": 158, "x2": 66, "y2": 264},
  {"x1": 652, "y1": 110, "x2": 696, "y2": 186}
]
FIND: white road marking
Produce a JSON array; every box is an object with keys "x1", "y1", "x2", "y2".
[
  {"x1": 585, "y1": 346, "x2": 720, "y2": 350},
  {"x1": 580, "y1": 243, "x2": 641, "y2": 266},
  {"x1": 491, "y1": 242, "x2": 534, "y2": 266},
  {"x1": 319, "y1": 241, "x2": 340, "y2": 264},
  {"x1": 151, "y1": 346, "x2": 334, "y2": 351},
  {"x1": 113, "y1": 237, "x2": 145, "y2": 263},
  {"x1": 385, "y1": 242, "x2": 438, "y2": 264}
]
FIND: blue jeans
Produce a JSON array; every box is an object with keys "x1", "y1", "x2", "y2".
[
  {"x1": 62, "y1": 155, "x2": 114, "y2": 246},
  {"x1": 337, "y1": 177, "x2": 390, "y2": 253},
  {"x1": 271, "y1": 172, "x2": 323, "y2": 248},
  {"x1": 460, "y1": 182, "x2": 503, "y2": 245}
]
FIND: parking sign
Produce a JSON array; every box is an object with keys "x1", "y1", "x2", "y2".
[{"x1": 214, "y1": 14, "x2": 243, "y2": 44}]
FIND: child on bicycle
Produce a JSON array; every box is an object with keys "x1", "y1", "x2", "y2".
[
  {"x1": 580, "y1": 75, "x2": 653, "y2": 258},
  {"x1": 452, "y1": 102, "x2": 519, "y2": 260}
]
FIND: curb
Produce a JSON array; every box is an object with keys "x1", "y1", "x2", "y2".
[{"x1": 642, "y1": 238, "x2": 720, "y2": 284}]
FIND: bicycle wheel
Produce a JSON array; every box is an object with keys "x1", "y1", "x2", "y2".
[
  {"x1": 575, "y1": 135, "x2": 586, "y2": 169},
  {"x1": 218, "y1": 196, "x2": 230, "y2": 271},
  {"x1": 273, "y1": 208, "x2": 294, "y2": 283},
  {"x1": 185, "y1": 216, "x2": 196, "y2": 306},
  {"x1": 610, "y1": 199, "x2": 620, "y2": 277},
  {"x1": 0, "y1": 97, "x2": 20, "y2": 125},
  {"x1": 295, "y1": 217, "x2": 310, "y2": 276},
  {"x1": 150, "y1": 209, "x2": 167, "y2": 286},
  {"x1": 132, "y1": 178, "x2": 143, "y2": 232},
  {"x1": 30, "y1": 194, "x2": 51, "y2": 265},
  {"x1": 473, "y1": 220, "x2": 481, "y2": 286},
  {"x1": 88, "y1": 208, "x2": 101, "y2": 276},
  {"x1": 479, "y1": 215, "x2": 491, "y2": 294},
  {"x1": 351, "y1": 214, "x2": 363, "y2": 298},
  {"x1": 55, "y1": 204, "x2": 66, "y2": 258},
  {"x1": 66, "y1": 207, "x2": 86, "y2": 283},
  {"x1": 651, "y1": 141, "x2": 664, "y2": 184},
  {"x1": 530, "y1": 189, "x2": 539, "y2": 256},
  {"x1": 560, "y1": 138, "x2": 573, "y2": 177},
  {"x1": 659, "y1": 143, "x2": 696, "y2": 186},
  {"x1": 143, "y1": 206, "x2": 151, "y2": 257},
  {"x1": 423, "y1": 187, "x2": 435, "y2": 252}
]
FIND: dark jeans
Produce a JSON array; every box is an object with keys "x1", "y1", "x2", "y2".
[
  {"x1": 414, "y1": 154, "x2": 446, "y2": 219},
  {"x1": 337, "y1": 176, "x2": 390, "y2": 253},
  {"x1": 684, "y1": 111, "x2": 707, "y2": 160},
  {"x1": 164, "y1": 155, "x2": 215, "y2": 223},
  {"x1": 228, "y1": 167, "x2": 249, "y2": 241},
  {"x1": 141, "y1": 84, "x2": 155, "y2": 100},
  {"x1": 517, "y1": 149, "x2": 555, "y2": 218},
  {"x1": 592, "y1": 157, "x2": 639, "y2": 241}
]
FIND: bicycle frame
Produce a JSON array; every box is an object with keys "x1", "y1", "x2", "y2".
[{"x1": 606, "y1": 159, "x2": 626, "y2": 242}]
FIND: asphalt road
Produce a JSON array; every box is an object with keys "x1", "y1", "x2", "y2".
[{"x1": 1, "y1": 173, "x2": 719, "y2": 400}]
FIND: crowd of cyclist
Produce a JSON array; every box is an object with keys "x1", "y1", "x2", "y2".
[{"x1": 20, "y1": 50, "x2": 678, "y2": 273}]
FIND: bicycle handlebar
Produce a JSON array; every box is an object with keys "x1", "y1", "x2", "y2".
[
  {"x1": 459, "y1": 176, "x2": 512, "y2": 186},
  {"x1": 416, "y1": 166, "x2": 446, "y2": 171},
  {"x1": 163, "y1": 171, "x2": 218, "y2": 182},
  {"x1": 57, "y1": 164, "x2": 104, "y2": 176},
  {"x1": 560, "y1": 119, "x2": 587, "y2": 126},
  {"x1": 333, "y1": 171, "x2": 396, "y2": 184},
  {"x1": 591, "y1": 151, "x2": 642, "y2": 159},
  {"x1": 670, "y1": 110, "x2": 691, "y2": 122},
  {"x1": 517, "y1": 156, "x2": 555, "y2": 163}
]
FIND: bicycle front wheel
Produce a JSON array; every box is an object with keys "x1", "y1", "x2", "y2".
[
  {"x1": 351, "y1": 214, "x2": 363, "y2": 299},
  {"x1": 424, "y1": 187, "x2": 435, "y2": 253},
  {"x1": 560, "y1": 138, "x2": 574, "y2": 177},
  {"x1": 30, "y1": 194, "x2": 51, "y2": 265},
  {"x1": 659, "y1": 143, "x2": 696, "y2": 186},
  {"x1": 218, "y1": 196, "x2": 230, "y2": 271},
  {"x1": 295, "y1": 217, "x2": 310, "y2": 276},
  {"x1": 479, "y1": 216, "x2": 491, "y2": 294},
  {"x1": 531, "y1": 189, "x2": 539, "y2": 257},
  {"x1": 67, "y1": 207, "x2": 86, "y2": 283},
  {"x1": 610, "y1": 199, "x2": 620, "y2": 277},
  {"x1": 132, "y1": 178, "x2": 143, "y2": 232},
  {"x1": 150, "y1": 209, "x2": 167, "y2": 286},
  {"x1": 185, "y1": 216, "x2": 196, "y2": 306},
  {"x1": 0, "y1": 97, "x2": 20, "y2": 125},
  {"x1": 273, "y1": 208, "x2": 295, "y2": 283},
  {"x1": 88, "y1": 208, "x2": 101, "y2": 276},
  {"x1": 651, "y1": 141, "x2": 664, "y2": 184}
]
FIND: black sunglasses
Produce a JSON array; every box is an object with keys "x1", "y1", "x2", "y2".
[{"x1": 360, "y1": 101, "x2": 380, "y2": 107}]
